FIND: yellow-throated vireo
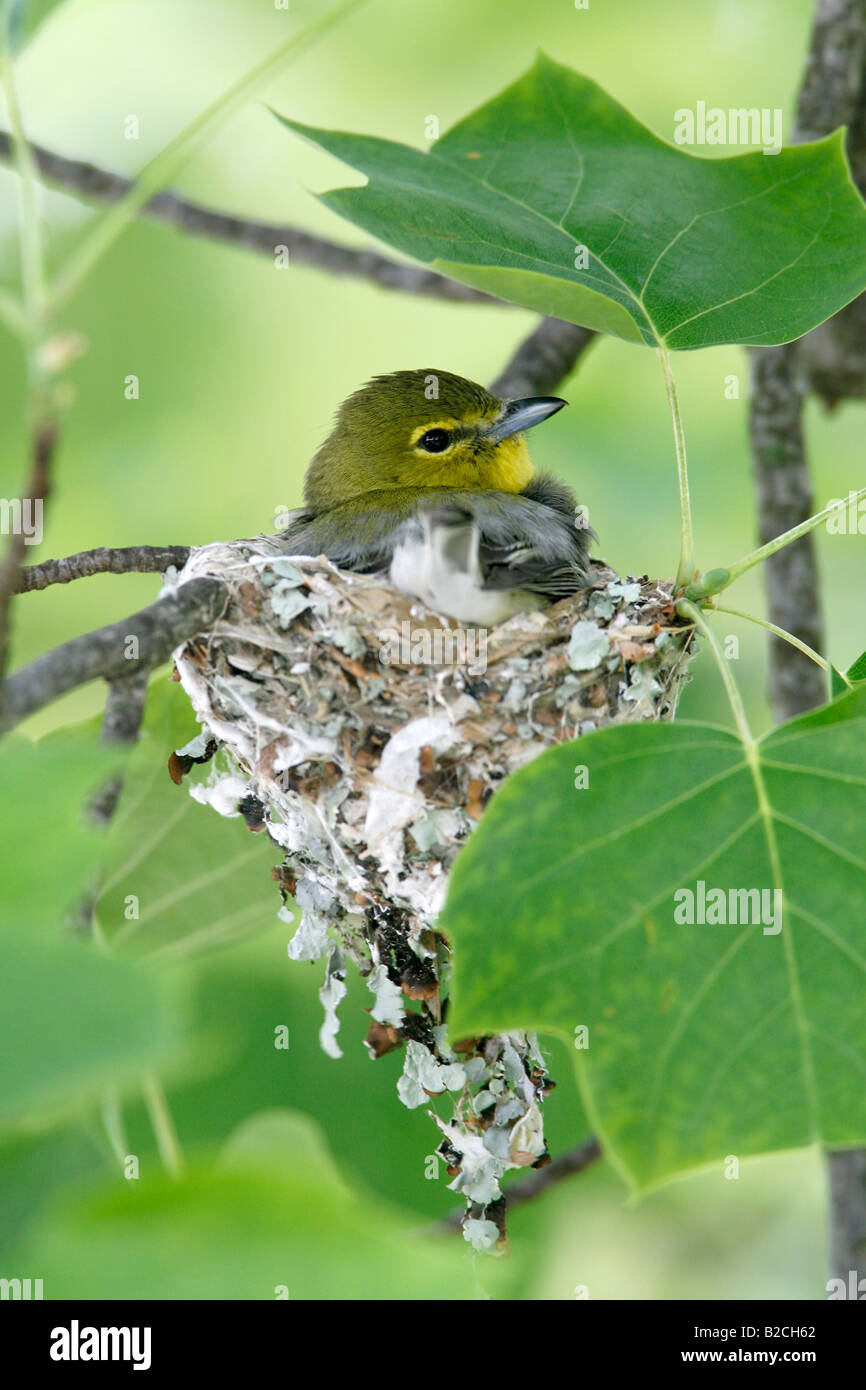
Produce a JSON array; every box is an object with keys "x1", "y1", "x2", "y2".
[{"x1": 280, "y1": 368, "x2": 593, "y2": 623}]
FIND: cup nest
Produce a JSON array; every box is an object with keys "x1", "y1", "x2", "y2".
[{"x1": 170, "y1": 535, "x2": 692, "y2": 1241}]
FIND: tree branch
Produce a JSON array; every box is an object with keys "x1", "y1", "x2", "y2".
[
  {"x1": 0, "y1": 575, "x2": 227, "y2": 731},
  {"x1": 749, "y1": 0, "x2": 866, "y2": 1290},
  {"x1": 489, "y1": 317, "x2": 596, "y2": 399},
  {"x1": 87, "y1": 668, "x2": 151, "y2": 826},
  {"x1": 749, "y1": 0, "x2": 866, "y2": 723},
  {"x1": 0, "y1": 418, "x2": 58, "y2": 684},
  {"x1": 795, "y1": 0, "x2": 866, "y2": 408},
  {"x1": 748, "y1": 344, "x2": 825, "y2": 718},
  {"x1": 14, "y1": 543, "x2": 192, "y2": 592},
  {"x1": 0, "y1": 132, "x2": 503, "y2": 307}
]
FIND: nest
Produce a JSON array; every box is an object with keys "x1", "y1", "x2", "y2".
[{"x1": 170, "y1": 535, "x2": 692, "y2": 1242}]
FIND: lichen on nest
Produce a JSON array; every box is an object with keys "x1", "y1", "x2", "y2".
[{"x1": 169, "y1": 535, "x2": 692, "y2": 1243}]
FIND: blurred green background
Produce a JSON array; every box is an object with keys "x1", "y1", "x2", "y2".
[{"x1": 1, "y1": 0, "x2": 862, "y2": 1298}]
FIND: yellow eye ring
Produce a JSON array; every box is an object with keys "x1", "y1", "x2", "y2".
[{"x1": 409, "y1": 419, "x2": 460, "y2": 451}]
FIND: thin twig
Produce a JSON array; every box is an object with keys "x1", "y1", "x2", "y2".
[
  {"x1": 14, "y1": 543, "x2": 192, "y2": 592},
  {"x1": 0, "y1": 131, "x2": 503, "y2": 307},
  {"x1": 502, "y1": 1135, "x2": 603, "y2": 1215},
  {"x1": 431, "y1": 1135, "x2": 603, "y2": 1235},
  {"x1": 87, "y1": 668, "x2": 151, "y2": 825},
  {"x1": 100, "y1": 667, "x2": 151, "y2": 746},
  {"x1": 0, "y1": 419, "x2": 57, "y2": 685},
  {"x1": 141, "y1": 1070, "x2": 185, "y2": 1180},
  {"x1": 0, "y1": 574, "x2": 227, "y2": 731}
]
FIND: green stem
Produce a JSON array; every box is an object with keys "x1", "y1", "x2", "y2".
[
  {"x1": 0, "y1": 18, "x2": 48, "y2": 367},
  {"x1": 50, "y1": 0, "x2": 370, "y2": 312},
  {"x1": 0, "y1": 41, "x2": 45, "y2": 330},
  {"x1": 677, "y1": 598, "x2": 753, "y2": 744},
  {"x1": 657, "y1": 344, "x2": 696, "y2": 588},
  {"x1": 724, "y1": 488, "x2": 866, "y2": 588},
  {"x1": 712, "y1": 602, "x2": 842, "y2": 683},
  {"x1": 101, "y1": 1086, "x2": 130, "y2": 1172},
  {"x1": 141, "y1": 1071, "x2": 184, "y2": 1179}
]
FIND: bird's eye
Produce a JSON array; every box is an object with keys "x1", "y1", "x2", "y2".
[{"x1": 418, "y1": 428, "x2": 452, "y2": 453}]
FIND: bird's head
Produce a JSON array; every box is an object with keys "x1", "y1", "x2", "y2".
[{"x1": 303, "y1": 368, "x2": 567, "y2": 510}]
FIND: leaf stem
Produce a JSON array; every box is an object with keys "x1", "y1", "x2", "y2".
[
  {"x1": 50, "y1": 0, "x2": 371, "y2": 312},
  {"x1": 724, "y1": 488, "x2": 866, "y2": 588},
  {"x1": 657, "y1": 344, "x2": 696, "y2": 588},
  {"x1": 712, "y1": 602, "x2": 843, "y2": 683},
  {"x1": 0, "y1": 26, "x2": 46, "y2": 337},
  {"x1": 677, "y1": 598, "x2": 753, "y2": 744},
  {"x1": 101, "y1": 1086, "x2": 130, "y2": 1172},
  {"x1": 141, "y1": 1071, "x2": 184, "y2": 1180}
]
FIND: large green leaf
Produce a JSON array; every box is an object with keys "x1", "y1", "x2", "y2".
[
  {"x1": 0, "y1": 727, "x2": 123, "y2": 939},
  {"x1": 276, "y1": 55, "x2": 866, "y2": 349},
  {"x1": 95, "y1": 680, "x2": 283, "y2": 959},
  {"x1": 441, "y1": 685, "x2": 866, "y2": 1191},
  {"x1": 0, "y1": 936, "x2": 185, "y2": 1118},
  {"x1": 19, "y1": 1111, "x2": 493, "y2": 1299}
]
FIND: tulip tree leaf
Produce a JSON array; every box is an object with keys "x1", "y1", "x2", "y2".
[
  {"x1": 830, "y1": 649, "x2": 866, "y2": 697},
  {"x1": 440, "y1": 685, "x2": 866, "y2": 1191},
  {"x1": 276, "y1": 55, "x2": 866, "y2": 349},
  {"x1": 0, "y1": 937, "x2": 185, "y2": 1118},
  {"x1": 0, "y1": 727, "x2": 124, "y2": 940},
  {"x1": 20, "y1": 1142, "x2": 493, "y2": 1299},
  {"x1": 847, "y1": 649, "x2": 866, "y2": 684},
  {"x1": 95, "y1": 680, "x2": 283, "y2": 960}
]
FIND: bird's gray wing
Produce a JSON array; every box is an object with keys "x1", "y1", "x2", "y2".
[{"x1": 277, "y1": 475, "x2": 594, "y2": 599}]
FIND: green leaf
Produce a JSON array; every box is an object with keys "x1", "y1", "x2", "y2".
[
  {"x1": 20, "y1": 1136, "x2": 491, "y2": 1299},
  {"x1": 847, "y1": 650, "x2": 866, "y2": 684},
  {"x1": 441, "y1": 686, "x2": 866, "y2": 1190},
  {"x1": 830, "y1": 665, "x2": 849, "y2": 698},
  {"x1": 830, "y1": 649, "x2": 866, "y2": 698},
  {"x1": 94, "y1": 680, "x2": 284, "y2": 960},
  {"x1": 0, "y1": 727, "x2": 124, "y2": 939},
  {"x1": 0, "y1": 936, "x2": 186, "y2": 1118},
  {"x1": 218, "y1": 1108, "x2": 349, "y2": 1195},
  {"x1": 6, "y1": 0, "x2": 67, "y2": 52},
  {"x1": 276, "y1": 55, "x2": 866, "y2": 349}
]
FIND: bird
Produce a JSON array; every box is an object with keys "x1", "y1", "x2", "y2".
[{"x1": 278, "y1": 368, "x2": 593, "y2": 624}]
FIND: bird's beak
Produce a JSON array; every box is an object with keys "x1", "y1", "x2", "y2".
[{"x1": 482, "y1": 396, "x2": 567, "y2": 444}]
